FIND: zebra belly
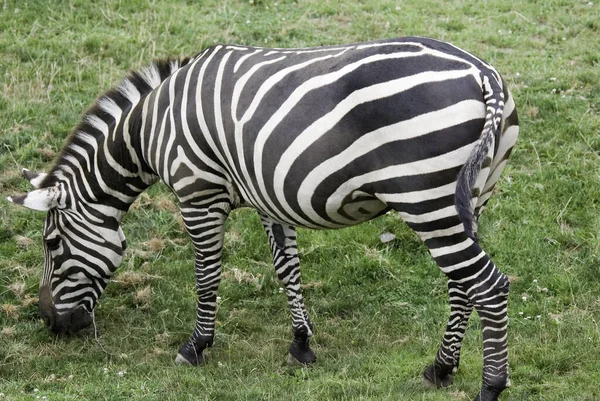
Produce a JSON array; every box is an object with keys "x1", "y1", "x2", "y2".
[{"x1": 250, "y1": 191, "x2": 390, "y2": 230}]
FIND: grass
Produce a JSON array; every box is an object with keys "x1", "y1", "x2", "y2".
[{"x1": 1, "y1": 0, "x2": 599, "y2": 399}]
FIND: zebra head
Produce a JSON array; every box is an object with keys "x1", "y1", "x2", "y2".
[{"x1": 8, "y1": 169, "x2": 127, "y2": 334}]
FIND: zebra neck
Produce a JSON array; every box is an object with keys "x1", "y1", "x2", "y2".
[
  {"x1": 59, "y1": 113, "x2": 153, "y2": 217},
  {"x1": 42, "y1": 59, "x2": 189, "y2": 215}
]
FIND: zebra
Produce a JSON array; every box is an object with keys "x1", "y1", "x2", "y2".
[{"x1": 8, "y1": 37, "x2": 519, "y2": 401}]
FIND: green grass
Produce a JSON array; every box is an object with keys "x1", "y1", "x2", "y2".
[{"x1": 1, "y1": 0, "x2": 600, "y2": 400}]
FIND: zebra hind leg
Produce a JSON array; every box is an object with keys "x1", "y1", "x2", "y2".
[
  {"x1": 423, "y1": 281, "x2": 473, "y2": 388},
  {"x1": 260, "y1": 215, "x2": 316, "y2": 365},
  {"x1": 175, "y1": 204, "x2": 229, "y2": 366},
  {"x1": 424, "y1": 231, "x2": 510, "y2": 401}
]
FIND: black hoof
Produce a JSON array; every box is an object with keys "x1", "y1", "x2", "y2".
[
  {"x1": 175, "y1": 342, "x2": 206, "y2": 366},
  {"x1": 288, "y1": 338, "x2": 316, "y2": 365},
  {"x1": 475, "y1": 383, "x2": 507, "y2": 401},
  {"x1": 423, "y1": 364, "x2": 454, "y2": 388}
]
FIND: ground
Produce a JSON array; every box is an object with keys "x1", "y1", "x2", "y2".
[{"x1": 1, "y1": 0, "x2": 599, "y2": 400}]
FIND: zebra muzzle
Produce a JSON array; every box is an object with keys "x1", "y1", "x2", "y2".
[{"x1": 39, "y1": 286, "x2": 93, "y2": 334}]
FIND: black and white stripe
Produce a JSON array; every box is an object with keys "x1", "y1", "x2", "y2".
[{"x1": 9, "y1": 37, "x2": 518, "y2": 401}]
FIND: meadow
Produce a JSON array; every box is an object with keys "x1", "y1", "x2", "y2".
[{"x1": 1, "y1": 0, "x2": 599, "y2": 400}]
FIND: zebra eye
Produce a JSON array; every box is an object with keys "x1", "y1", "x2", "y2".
[{"x1": 45, "y1": 237, "x2": 61, "y2": 251}]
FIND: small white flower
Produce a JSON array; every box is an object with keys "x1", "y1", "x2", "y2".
[
  {"x1": 278, "y1": 287, "x2": 284, "y2": 293},
  {"x1": 522, "y1": 295, "x2": 527, "y2": 302},
  {"x1": 536, "y1": 315, "x2": 542, "y2": 319},
  {"x1": 396, "y1": 6, "x2": 401, "y2": 10},
  {"x1": 533, "y1": 279, "x2": 538, "y2": 283},
  {"x1": 515, "y1": 72, "x2": 521, "y2": 77},
  {"x1": 549, "y1": 77, "x2": 557, "y2": 82},
  {"x1": 282, "y1": 17, "x2": 286, "y2": 21},
  {"x1": 380, "y1": 232, "x2": 396, "y2": 243},
  {"x1": 218, "y1": 361, "x2": 224, "y2": 367},
  {"x1": 562, "y1": 37, "x2": 566, "y2": 41},
  {"x1": 518, "y1": 311, "x2": 524, "y2": 315},
  {"x1": 68, "y1": 375, "x2": 74, "y2": 379},
  {"x1": 103, "y1": 368, "x2": 109, "y2": 374},
  {"x1": 216, "y1": 296, "x2": 222, "y2": 302},
  {"x1": 34, "y1": 389, "x2": 39, "y2": 393},
  {"x1": 118, "y1": 370, "x2": 126, "y2": 377},
  {"x1": 246, "y1": 20, "x2": 251, "y2": 24}
]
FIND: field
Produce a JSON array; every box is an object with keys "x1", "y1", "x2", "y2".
[{"x1": 1, "y1": 0, "x2": 599, "y2": 400}]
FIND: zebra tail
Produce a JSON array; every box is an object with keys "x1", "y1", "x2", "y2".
[{"x1": 455, "y1": 73, "x2": 505, "y2": 241}]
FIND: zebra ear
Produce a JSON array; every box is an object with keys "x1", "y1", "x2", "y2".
[
  {"x1": 22, "y1": 168, "x2": 48, "y2": 189},
  {"x1": 7, "y1": 186, "x2": 62, "y2": 212}
]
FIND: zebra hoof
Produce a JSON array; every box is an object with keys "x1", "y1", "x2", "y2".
[
  {"x1": 287, "y1": 341, "x2": 316, "y2": 365},
  {"x1": 175, "y1": 342, "x2": 206, "y2": 366},
  {"x1": 474, "y1": 387, "x2": 503, "y2": 401},
  {"x1": 474, "y1": 378, "x2": 509, "y2": 401},
  {"x1": 423, "y1": 364, "x2": 454, "y2": 389},
  {"x1": 287, "y1": 350, "x2": 316, "y2": 366}
]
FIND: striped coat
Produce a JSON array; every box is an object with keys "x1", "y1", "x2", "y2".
[{"x1": 9, "y1": 37, "x2": 518, "y2": 401}]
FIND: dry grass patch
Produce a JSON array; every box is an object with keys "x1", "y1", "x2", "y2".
[
  {"x1": 154, "y1": 196, "x2": 178, "y2": 212},
  {"x1": 35, "y1": 148, "x2": 56, "y2": 160},
  {"x1": 8, "y1": 282, "x2": 25, "y2": 298},
  {"x1": 146, "y1": 237, "x2": 165, "y2": 252},
  {"x1": 223, "y1": 267, "x2": 262, "y2": 288},
  {"x1": 1, "y1": 304, "x2": 20, "y2": 318},
  {"x1": 1, "y1": 326, "x2": 17, "y2": 338},
  {"x1": 22, "y1": 295, "x2": 38, "y2": 307},
  {"x1": 14, "y1": 235, "x2": 34, "y2": 248},
  {"x1": 134, "y1": 285, "x2": 153, "y2": 306},
  {"x1": 114, "y1": 270, "x2": 160, "y2": 288}
]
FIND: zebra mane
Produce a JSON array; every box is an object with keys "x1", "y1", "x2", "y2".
[{"x1": 39, "y1": 57, "x2": 191, "y2": 188}]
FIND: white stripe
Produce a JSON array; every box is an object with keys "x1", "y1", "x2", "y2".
[
  {"x1": 439, "y1": 250, "x2": 486, "y2": 274},
  {"x1": 417, "y1": 223, "x2": 466, "y2": 241},
  {"x1": 377, "y1": 182, "x2": 457, "y2": 204},
  {"x1": 399, "y1": 205, "x2": 458, "y2": 224},
  {"x1": 139, "y1": 63, "x2": 161, "y2": 88},
  {"x1": 234, "y1": 49, "x2": 263, "y2": 73},
  {"x1": 118, "y1": 78, "x2": 141, "y2": 104},
  {"x1": 429, "y1": 237, "x2": 474, "y2": 258}
]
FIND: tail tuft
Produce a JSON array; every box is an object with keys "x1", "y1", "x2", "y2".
[{"x1": 455, "y1": 74, "x2": 504, "y2": 241}]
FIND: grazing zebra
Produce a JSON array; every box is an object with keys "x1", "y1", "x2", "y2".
[{"x1": 8, "y1": 37, "x2": 519, "y2": 401}]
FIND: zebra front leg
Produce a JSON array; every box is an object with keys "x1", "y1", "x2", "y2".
[
  {"x1": 424, "y1": 281, "x2": 473, "y2": 388},
  {"x1": 260, "y1": 215, "x2": 316, "y2": 365},
  {"x1": 176, "y1": 204, "x2": 230, "y2": 366}
]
